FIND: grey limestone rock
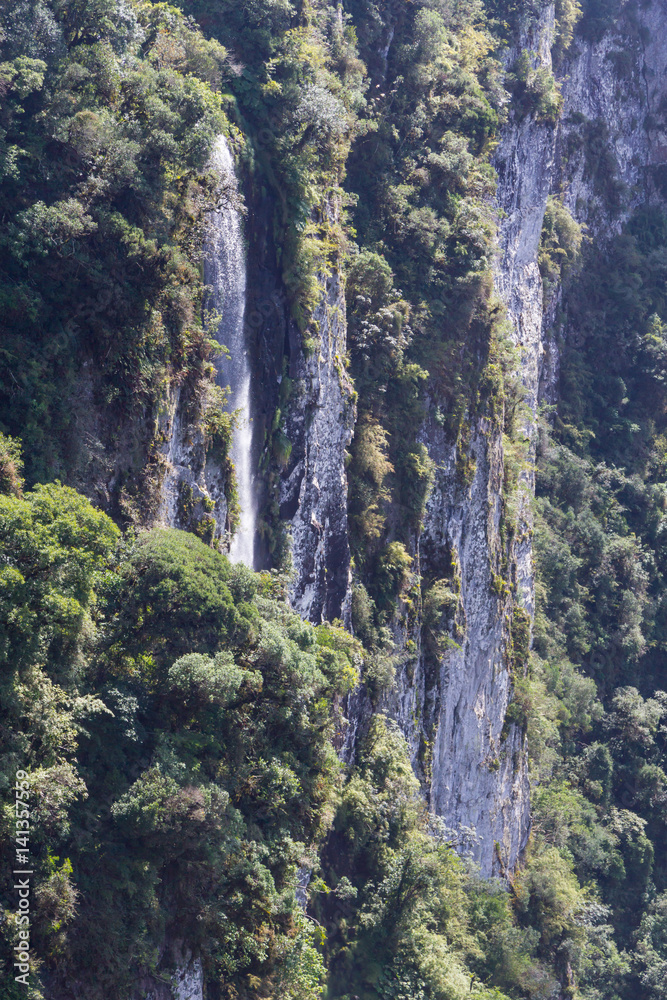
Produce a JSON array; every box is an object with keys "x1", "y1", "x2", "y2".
[{"x1": 282, "y1": 263, "x2": 356, "y2": 625}]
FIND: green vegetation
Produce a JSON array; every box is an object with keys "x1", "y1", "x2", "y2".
[
  {"x1": 578, "y1": 0, "x2": 622, "y2": 41},
  {"x1": 0, "y1": 468, "x2": 615, "y2": 1000},
  {"x1": 3, "y1": 0, "x2": 667, "y2": 999},
  {"x1": 342, "y1": 0, "x2": 524, "y2": 637},
  {"x1": 176, "y1": 0, "x2": 363, "y2": 335},
  {"x1": 537, "y1": 196, "x2": 584, "y2": 301},
  {"x1": 318, "y1": 714, "x2": 623, "y2": 1000},
  {"x1": 0, "y1": 470, "x2": 360, "y2": 997},
  {"x1": 0, "y1": 0, "x2": 232, "y2": 511},
  {"x1": 523, "y1": 204, "x2": 667, "y2": 1000},
  {"x1": 506, "y1": 51, "x2": 562, "y2": 124}
]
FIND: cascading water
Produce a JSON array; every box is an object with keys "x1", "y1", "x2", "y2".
[{"x1": 206, "y1": 135, "x2": 256, "y2": 567}]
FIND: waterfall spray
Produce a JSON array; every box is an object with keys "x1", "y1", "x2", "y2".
[{"x1": 207, "y1": 136, "x2": 256, "y2": 568}]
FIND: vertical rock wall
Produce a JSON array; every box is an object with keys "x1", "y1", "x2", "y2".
[
  {"x1": 375, "y1": 0, "x2": 667, "y2": 876},
  {"x1": 281, "y1": 261, "x2": 356, "y2": 624},
  {"x1": 154, "y1": 2, "x2": 667, "y2": 890},
  {"x1": 157, "y1": 384, "x2": 229, "y2": 543},
  {"x1": 158, "y1": 135, "x2": 254, "y2": 548},
  {"x1": 378, "y1": 6, "x2": 561, "y2": 877},
  {"x1": 494, "y1": 5, "x2": 558, "y2": 622},
  {"x1": 419, "y1": 421, "x2": 530, "y2": 874}
]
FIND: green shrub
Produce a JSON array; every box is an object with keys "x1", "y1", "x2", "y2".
[
  {"x1": 506, "y1": 51, "x2": 563, "y2": 124},
  {"x1": 0, "y1": 433, "x2": 24, "y2": 496},
  {"x1": 0, "y1": 508, "x2": 361, "y2": 996},
  {"x1": 538, "y1": 196, "x2": 584, "y2": 300}
]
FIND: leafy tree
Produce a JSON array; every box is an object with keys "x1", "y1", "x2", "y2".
[
  {"x1": 0, "y1": 0, "x2": 231, "y2": 506},
  {"x1": 0, "y1": 497, "x2": 361, "y2": 997}
]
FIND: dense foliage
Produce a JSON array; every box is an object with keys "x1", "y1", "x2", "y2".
[
  {"x1": 524, "y1": 202, "x2": 667, "y2": 1000},
  {"x1": 0, "y1": 473, "x2": 360, "y2": 997},
  {"x1": 342, "y1": 0, "x2": 508, "y2": 609},
  {"x1": 0, "y1": 466, "x2": 595, "y2": 1000},
  {"x1": 4, "y1": 0, "x2": 667, "y2": 999},
  {"x1": 0, "y1": 0, "x2": 232, "y2": 513}
]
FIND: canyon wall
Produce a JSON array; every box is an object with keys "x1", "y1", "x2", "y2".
[
  {"x1": 371, "y1": 0, "x2": 667, "y2": 875},
  {"x1": 281, "y1": 256, "x2": 356, "y2": 625},
  {"x1": 156, "y1": 1, "x2": 667, "y2": 883}
]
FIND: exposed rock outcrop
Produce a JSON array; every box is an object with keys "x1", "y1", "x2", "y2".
[
  {"x1": 376, "y1": 7, "x2": 561, "y2": 877},
  {"x1": 281, "y1": 261, "x2": 356, "y2": 624},
  {"x1": 137, "y1": 956, "x2": 203, "y2": 1000},
  {"x1": 153, "y1": 0, "x2": 667, "y2": 882},
  {"x1": 156, "y1": 383, "x2": 229, "y2": 545},
  {"x1": 375, "y1": 0, "x2": 667, "y2": 876}
]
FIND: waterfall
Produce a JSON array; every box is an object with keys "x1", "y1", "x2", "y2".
[{"x1": 206, "y1": 135, "x2": 256, "y2": 568}]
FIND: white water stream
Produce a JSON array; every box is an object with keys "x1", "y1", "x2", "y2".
[{"x1": 207, "y1": 136, "x2": 256, "y2": 567}]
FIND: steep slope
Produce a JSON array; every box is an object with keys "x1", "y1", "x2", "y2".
[
  {"x1": 381, "y1": 0, "x2": 667, "y2": 877},
  {"x1": 150, "y1": 0, "x2": 667, "y2": 990},
  {"x1": 9, "y1": 1, "x2": 667, "y2": 996},
  {"x1": 281, "y1": 256, "x2": 356, "y2": 624}
]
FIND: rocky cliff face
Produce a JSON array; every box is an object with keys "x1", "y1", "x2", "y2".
[
  {"x1": 157, "y1": 383, "x2": 229, "y2": 543},
  {"x1": 159, "y1": 150, "x2": 356, "y2": 623},
  {"x1": 281, "y1": 255, "x2": 356, "y2": 625},
  {"x1": 375, "y1": 9, "x2": 562, "y2": 877},
  {"x1": 158, "y1": 136, "x2": 251, "y2": 548},
  {"x1": 417, "y1": 420, "x2": 530, "y2": 874},
  {"x1": 371, "y1": 0, "x2": 667, "y2": 877},
  {"x1": 494, "y1": 5, "x2": 557, "y2": 620},
  {"x1": 135, "y1": 955, "x2": 203, "y2": 1000},
  {"x1": 543, "y1": 0, "x2": 667, "y2": 401},
  {"x1": 154, "y1": 1, "x2": 667, "y2": 889}
]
